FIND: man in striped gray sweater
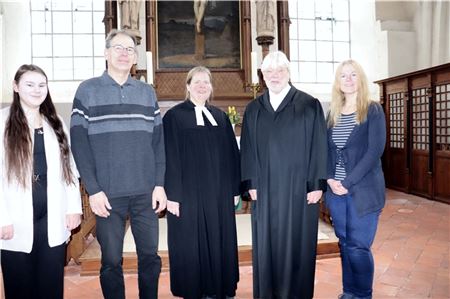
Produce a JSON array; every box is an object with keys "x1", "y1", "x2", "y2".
[{"x1": 70, "y1": 29, "x2": 167, "y2": 299}]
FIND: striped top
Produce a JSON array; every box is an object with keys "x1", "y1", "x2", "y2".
[
  {"x1": 70, "y1": 71, "x2": 165, "y2": 198},
  {"x1": 332, "y1": 112, "x2": 356, "y2": 180}
]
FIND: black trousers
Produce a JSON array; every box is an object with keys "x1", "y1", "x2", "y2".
[
  {"x1": 96, "y1": 193, "x2": 161, "y2": 299},
  {"x1": 1, "y1": 174, "x2": 66, "y2": 299},
  {"x1": 1, "y1": 216, "x2": 66, "y2": 299}
]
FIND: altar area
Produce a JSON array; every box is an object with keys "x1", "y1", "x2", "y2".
[{"x1": 75, "y1": 213, "x2": 338, "y2": 276}]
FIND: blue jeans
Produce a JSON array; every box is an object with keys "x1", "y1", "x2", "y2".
[
  {"x1": 96, "y1": 193, "x2": 161, "y2": 299},
  {"x1": 326, "y1": 193, "x2": 380, "y2": 299}
]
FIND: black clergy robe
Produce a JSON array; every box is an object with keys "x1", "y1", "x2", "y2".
[
  {"x1": 240, "y1": 86, "x2": 328, "y2": 299},
  {"x1": 163, "y1": 100, "x2": 240, "y2": 299}
]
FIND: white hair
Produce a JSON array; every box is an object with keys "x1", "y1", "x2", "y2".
[{"x1": 260, "y1": 51, "x2": 291, "y2": 75}]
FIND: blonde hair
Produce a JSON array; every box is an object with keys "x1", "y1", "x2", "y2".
[
  {"x1": 185, "y1": 66, "x2": 213, "y2": 101},
  {"x1": 328, "y1": 59, "x2": 371, "y2": 127}
]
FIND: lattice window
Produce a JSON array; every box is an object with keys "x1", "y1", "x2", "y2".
[
  {"x1": 289, "y1": 0, "x2": 351, "y2": 83},
  {"x1": 388, "y1": 92, "x2": 405, "y2": 149},
  {"x1": 411, "y1": 88, "x2": 429, "y2": 150},
  {"x1": 30, "y1": 0, "x2": 105, "y2": 81},
  {"x1": 436, "y1": 83, "x2": 450, "y2": 151}
]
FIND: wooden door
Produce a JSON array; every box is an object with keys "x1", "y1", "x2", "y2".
[
  {"x1": 410, "y1": 80, "x2": 432, "y2": 198},
  {"x1": 385, "y1": 81, "x2": 409, "y2": 191},
  {"x1": 434, "y1": 81, "x2": 450, "y2": 203}
]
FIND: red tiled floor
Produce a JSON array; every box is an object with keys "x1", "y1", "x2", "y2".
[{"x1": 1, "y1": 189, "x2": 448, "y2": 298}]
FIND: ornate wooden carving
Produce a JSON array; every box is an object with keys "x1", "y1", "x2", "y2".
[
  {"x1": 256, "y1": 35, "x2": 275, "y2": 59},
  {"x1": 148, "y1": 1, "x2": 254, "y2": 103},
  {"x1": 104, "y1": 0, "x2": 292, "y2": 105}
]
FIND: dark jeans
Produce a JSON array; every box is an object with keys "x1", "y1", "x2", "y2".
[
  {"x1": 1, "y1": 216, "x2": 66, "y2": 299},
  {"x1": 326, "y1": 193, "x2": 380, "y2": 299},
  {"x1": 96, "y1": 193, "x2": 161, "y2": 299}
]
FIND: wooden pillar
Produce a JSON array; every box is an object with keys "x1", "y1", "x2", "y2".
[
  {"x1": 145, "y1": 1, "x2": 156, "y2": 53},
  {"x1": 104, "y1": 1, "x2": 117, "y2": 36},
  {"x1": 277, "y1": 0, "x2": 290, "y2": 58},
  {"x1": 145, "y1": 1, "x2": 157, "y2": 84},
  {"x1": 241, "y1": 1, "x2": 252, "y2": 85}
]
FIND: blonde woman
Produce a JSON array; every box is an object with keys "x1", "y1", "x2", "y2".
[{"x1": 325, "y1": 60, "x2": 386, "y2": 299}]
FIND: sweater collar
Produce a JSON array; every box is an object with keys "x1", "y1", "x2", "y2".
[{"x1": 100, "y1": 71, "x2": 137, "y2": 87}]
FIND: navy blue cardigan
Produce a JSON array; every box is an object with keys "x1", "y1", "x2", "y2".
[{"x1": 325, "y1": 103, "x2": 386, "y2": 216}]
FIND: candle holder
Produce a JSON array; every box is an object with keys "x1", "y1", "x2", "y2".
[{"x1": 247, "y1": 83, "x2": 261, "y2": 99}]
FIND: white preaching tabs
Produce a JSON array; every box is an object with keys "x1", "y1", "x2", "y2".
[{"x1": 194, "y1": 106, "x2": 218, "y2": 126}]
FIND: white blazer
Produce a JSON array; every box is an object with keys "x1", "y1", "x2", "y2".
[{"x1": 0, "y1": 107, "x2": 82, "y2": 253}]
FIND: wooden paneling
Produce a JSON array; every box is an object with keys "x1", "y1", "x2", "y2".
[
  {"x1": 434, "y1": 81, "x2": 450, "y2": 203},
  {"x1": 383, "y1": 80, "x2": 408, "y2": 192},
  {"x1": 410, "y1": 85, "x2": 431, "y2": 197},
  {"x1": 376, "y1": 63, "x2": 450, "y2": 204}
]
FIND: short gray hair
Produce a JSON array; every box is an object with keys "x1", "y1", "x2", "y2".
[
  {"x1": 105, "y1": 29, "x2": 137, "y2": 49},
  {"x1": 261, "y1": 51, "x2": 291, "y2": 75}
]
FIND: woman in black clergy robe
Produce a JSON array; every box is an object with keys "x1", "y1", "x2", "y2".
[
  {"x1": 163, "y1": 66, "x2": 240, "y2": 299},
  {"x1": 240, "y1": 51, "x2": 328, "y2": 299}
]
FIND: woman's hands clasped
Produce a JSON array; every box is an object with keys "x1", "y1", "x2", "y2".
[{"x1": 327, "y1": 179, "x2": 349, "y2": 195}]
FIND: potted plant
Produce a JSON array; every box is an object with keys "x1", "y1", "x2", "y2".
[{"x1": 226, "y1": 106, "x2": 241, "y2": 131}]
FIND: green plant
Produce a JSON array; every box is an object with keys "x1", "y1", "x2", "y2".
[{"x1": 226, "y1": 106, "x2": 241, "y2": 125}]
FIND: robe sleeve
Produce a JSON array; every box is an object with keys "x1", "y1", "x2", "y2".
[
  {"x1": 224, "y1": 113, "x2": 241, "y2": 196},
  {"x1": 163, "y1": 110, "x2": 183, "y2": 203},
  {"x1": 240, "y1": 106, "x2": 258, "y2": 190},
  {"x1": 306, "y1": 99, "x2": 328, "y2": 192},
  {"x1": 341, "y1": 104, "x2": 386, "y2": 189}
]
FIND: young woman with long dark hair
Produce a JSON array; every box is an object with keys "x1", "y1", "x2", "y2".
[{"x1": 0, "y1": 64, "x2": 82, "y2": 299}]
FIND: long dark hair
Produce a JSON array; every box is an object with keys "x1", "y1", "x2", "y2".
[{"x1": 4, "y1": 64, "x2": 75, "y2": 188}]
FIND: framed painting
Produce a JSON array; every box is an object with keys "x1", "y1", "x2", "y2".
[{"x1": 157, "y1": 1, "x2": 240, "y2": 69}]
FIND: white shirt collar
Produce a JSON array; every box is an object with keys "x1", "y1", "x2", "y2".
[
  {"x1": 194, "y1": 105, "x2": 218, "y2": 126},
  {"x1": 269, "y1": 84, "x2": 291, "y2": 111}
]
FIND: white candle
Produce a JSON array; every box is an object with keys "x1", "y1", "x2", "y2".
[
  {"x1": 146, "y1": 51, "x2": 153, "y2": 85},
  {"x1": 251, "y1": 51, "x2": 258, "y2": 84}
]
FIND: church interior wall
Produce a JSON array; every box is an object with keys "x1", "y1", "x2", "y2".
[
  {"x1": 1, "y1": 1, "x2": 32, "y2": 108},
  {"x1": 1, "y1": 12, "x2": 3, "y2": 102},
  {"x1": 1, "y1": 0, "x2": 449, "y2": 127},
  {"x1": 375, "y1": 0, "x2": 450, "y2": 77}
]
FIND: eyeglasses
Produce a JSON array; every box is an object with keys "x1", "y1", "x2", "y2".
[
  {"x1": 263, "y1": 68, "x2": 288, "y2": 76},
  {"x1": 110, "y1": 44, "x2": 136, "y2": 55}
]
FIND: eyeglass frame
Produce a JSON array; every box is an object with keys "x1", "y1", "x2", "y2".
[{"x1": 108, "y1": 44, "x2": 136, "y2": 55}]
